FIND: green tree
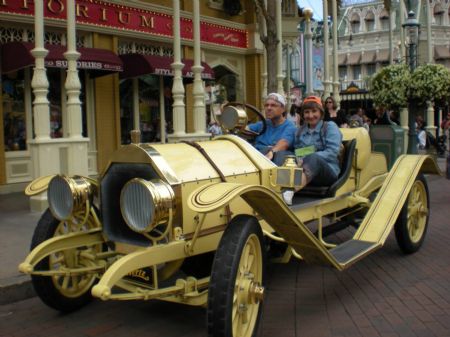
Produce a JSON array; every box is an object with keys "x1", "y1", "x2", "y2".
[
  {"x1": 409, "y1": 64, "x2": 450, "y2": 105},
  {"x1": 370, "y1": 63, "x2": 450, "y2": 109},
  {"x1": 370, "y1": 64, "x2": 410, "y2": 110}
]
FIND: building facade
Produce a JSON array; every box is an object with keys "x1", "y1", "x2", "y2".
[
  {"x1": 0, "y1": 0, "x2": 300, "y2": 195},
  {"x1": 336, "y1": 0, "x2": 450, "y2": 118}
]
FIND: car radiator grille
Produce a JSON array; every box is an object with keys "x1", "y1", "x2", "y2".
[{"x1": 100, "y1": 163, "x2": 159, "y2": 246}]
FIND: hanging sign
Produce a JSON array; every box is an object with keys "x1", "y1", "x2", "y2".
[{"x1": 0, "y1": 0, "x2": 248, "y2": 49}]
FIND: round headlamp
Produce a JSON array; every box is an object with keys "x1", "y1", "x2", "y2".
[
  {"x1": 120, "y1": 179, "x2": 174, "y2": 233},
  {"x1": 220, "y1": 105, "x2": 248, "y2": 131},
  {"x1": 47, "y1": 175, "x2": 92, "y2": 220}
]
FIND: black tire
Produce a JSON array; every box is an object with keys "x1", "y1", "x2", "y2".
[
  {"x1": 394, "y1": 174, "x2": 430, "y2": 254},
  {"x1": 207, "y1": 215, "x2": 265, "y2": 337},
  {"x1": 31, "y1": 209, "x2": 100, "y2": 312}
]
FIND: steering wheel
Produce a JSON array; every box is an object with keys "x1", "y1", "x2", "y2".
[{"x1": 218, "y1": 102, "x2": 267, "y2": 140}]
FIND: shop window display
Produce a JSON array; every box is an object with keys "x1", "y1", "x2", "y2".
[
  {"x1": 2, "y1": 70, "x2": 26, "y2": 151},
  {"x1": 36, "y1": 69, "x2": 88, "y2": 139},
  {"x1": 47, "y1": 69, "x2": 63, "y2": 138},
  {"x1": 120, "y1": 75, "x2": 173, "y2": 144}
]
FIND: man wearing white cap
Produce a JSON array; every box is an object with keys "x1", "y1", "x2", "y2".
[{"x1": 247, "y1": 92, "x2": 296, "y2": 165}]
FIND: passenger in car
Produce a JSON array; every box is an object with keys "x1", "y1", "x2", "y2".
[
  {"x1": 283, "y1": 96, "x2": 343, "y2": 205},
  {"x1": 247, "y1": 93, "x2": 297, "y2": 165}
]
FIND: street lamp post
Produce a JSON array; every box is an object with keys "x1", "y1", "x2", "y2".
[{"x1": 402, "y1": 10, "x2": 420, "y2": 154}]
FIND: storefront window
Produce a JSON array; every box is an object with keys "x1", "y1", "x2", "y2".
[
  {"x1": 34, "y1": 69, "x2": 88, "y2": 139},
  {"x1": 48, "y1": 69, "x2": 63, "y2": 138},
  {"x1": 120, "y1": 75, "x2": 173, "y2": 144},
  {"x1": 212, "y1": 67, "x2": 242, "y2": 104},
  {"x1": 2, "y1": 70, "x2": 26, "y2": 151}
]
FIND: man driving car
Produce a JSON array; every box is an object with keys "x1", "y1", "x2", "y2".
[{"x1": 248, "y1": 93, "x2": 296, "y2": 165}]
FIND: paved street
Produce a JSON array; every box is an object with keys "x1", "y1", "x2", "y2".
[{"x1": 1, "y1": 173, "x2": 449, "y2": 337}]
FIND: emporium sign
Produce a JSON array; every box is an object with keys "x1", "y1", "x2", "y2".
[{"x1": 0, "y1": 0, "x2": 248, "y2": 49}]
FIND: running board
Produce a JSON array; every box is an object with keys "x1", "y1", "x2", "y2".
[{"x1": 329, "y1": 240, "x2": 380, "y2": 268}]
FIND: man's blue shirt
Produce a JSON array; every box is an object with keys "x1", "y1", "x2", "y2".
[
  {"x1": 294, "y1": 120, "x2": 342, "y2": 177},
  {"x1": 249, "y1": 119, "x2": 296, "y2": 153}
]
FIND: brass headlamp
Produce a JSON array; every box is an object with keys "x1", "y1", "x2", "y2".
[
  {"x1": 47, "y1": 175, "x2": 93, "y2": 220},
  {"x1": 219, "y1": 105, "x2": 248, "y2": 132},
  {"x1": 120, "y1": 178, "x2": 175, "y2": 233}
]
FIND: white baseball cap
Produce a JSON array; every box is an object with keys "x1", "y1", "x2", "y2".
[{"x1": 265, "y1": 93, "x2": 286, "y2": 107}]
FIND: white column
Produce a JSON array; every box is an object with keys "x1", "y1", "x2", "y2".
[
  {"x1": 304, "y1": 8, "x2": 314, "y2": 96},
  {"x1": 30, "y1": 0, "x2": 50, "y2": 140},
  {"x1": 400, "y1": 107, "x2": 409, "y2": 153},
  {"x1": 64, "y1": 0, "x2": 82, "y2": 139},
  {"x1": 28, "y1": 0, "x2": 55, "y2": 211},
  {"x1": 64, "y1": 0, "x2": 89, "y2": 176},
  {"x1": 262, "y1": 48, "x2": 268, "y2": 104},
  {"x1": 426, "y1": 101, "x2": 437, "y2": 137},
  {"x1": 323, "y1": 0, "x2": 331, "y2": 98},
  {"x1": 426, "y1": 0, "x2": 433, "y2": 64},
  {"x1": 170, "y1": 0, "x2": 186, "y2": 138},
  {"x1": 276, "y1": 0, "x2": 284, "y2": 94},
  {"x1": 388, "y1": 7, "x2": 394, "y2": 64},
  {"x1": 332, "y1": 0, "x2": 341, "y2": 106},
  {"x1": 192, "y1": 0, "x2": 207, "y2": 135},
  {"x1": 399, "y1": 0, "x2": 406, "y2": 62}
]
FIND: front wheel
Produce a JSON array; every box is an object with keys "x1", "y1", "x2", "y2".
[
  {"x1": 207, "y1": 215, "x2": 265, "y2": 337},
  {"x1": 394, "y1": 174, "x2": 430, "y2": 254},
  {"x1": 31, "y1": 208, "x2": 102, "y2": 312}
]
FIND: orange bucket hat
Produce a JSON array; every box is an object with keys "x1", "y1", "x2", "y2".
[
  {"x1": 301, "y1": 96, "x2": 324, "y2": 115},
  {"x1": 302, "y1": 96, "x2": 323, "y2": 109}
]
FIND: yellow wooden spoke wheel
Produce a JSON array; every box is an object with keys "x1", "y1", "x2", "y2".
[
  {"x1": 31, "y1": 208, "x2": 103, "y2": 312},
  {"x1": 49, "y1": 211, "x2": 101, "y2": 298},
  {"x1": 394, "y1": 174, "x2": 430, "y2": 254},
  {"x1": 208, "y1": 215, "x2": 265, "y2": 337}
]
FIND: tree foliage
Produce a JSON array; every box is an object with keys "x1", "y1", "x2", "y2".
[
  {"x1": 409, "y1": 64, "x2": 450, "y2": 104},
  {"x1": 371, "y1": 63, "x2": 450, "y2": 109},
  {"x1": 370, "y1": 64, "x2": 410, "y2": 110}
]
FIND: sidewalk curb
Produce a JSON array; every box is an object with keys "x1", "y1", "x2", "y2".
[{"x1": 0, "y1": 275, "x2": 35, "y2": 305}]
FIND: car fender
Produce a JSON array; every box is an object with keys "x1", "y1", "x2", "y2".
[{"x1": 354, "y1": 154, "x2": 441, "y2": 244}]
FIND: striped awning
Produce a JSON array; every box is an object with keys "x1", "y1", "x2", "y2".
[
  {"x1": 347, "y1": 52, "x2": 361, "y2": 65},
  {"x1": 376, "y1": 49, "x2": 390, "y2": 62},
  {"x1": 361, "y1": 50, "x2": 376, "y2": 64},
  {"x1": 434, "y1": 46, "x2": 450, "y2": 60}
]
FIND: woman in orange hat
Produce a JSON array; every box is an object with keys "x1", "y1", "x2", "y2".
[{"x1": 282, "y1": 96, "x2": 343, "y2": 205}]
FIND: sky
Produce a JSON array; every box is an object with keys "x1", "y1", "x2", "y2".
[{"x1": 297, "y1": 0, "x2": 323, "y2": 21}]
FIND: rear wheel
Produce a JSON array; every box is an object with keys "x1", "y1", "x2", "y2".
[
  {"x1": 394, "y1": 174, "x2": 429, "y2": 254},
  {"x1": 31, "y1": 208, "x2": 102, "y2": 312},
  {"x1": 207, "y1": 215, "x2": 265, "y2": 337}
]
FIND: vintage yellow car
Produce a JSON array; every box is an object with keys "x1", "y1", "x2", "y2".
[{"x1": 19, "y1": 103, "x2": 440, "y2": 337}]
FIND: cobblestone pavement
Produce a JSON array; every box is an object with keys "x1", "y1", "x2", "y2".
[{"x1": 1, "y1": 174, "x2": 449, "y2": 337}]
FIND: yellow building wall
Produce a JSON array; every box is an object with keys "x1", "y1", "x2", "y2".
[
  {"x1": 92, "y1": 33, "x2": 121, "y2": 174},
  {"x1": 0, "y1": 88, "x2": 5, "y2": 185},
  {"x1": 245, "y1": 54, "x2": 263, "y2": 109}
]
